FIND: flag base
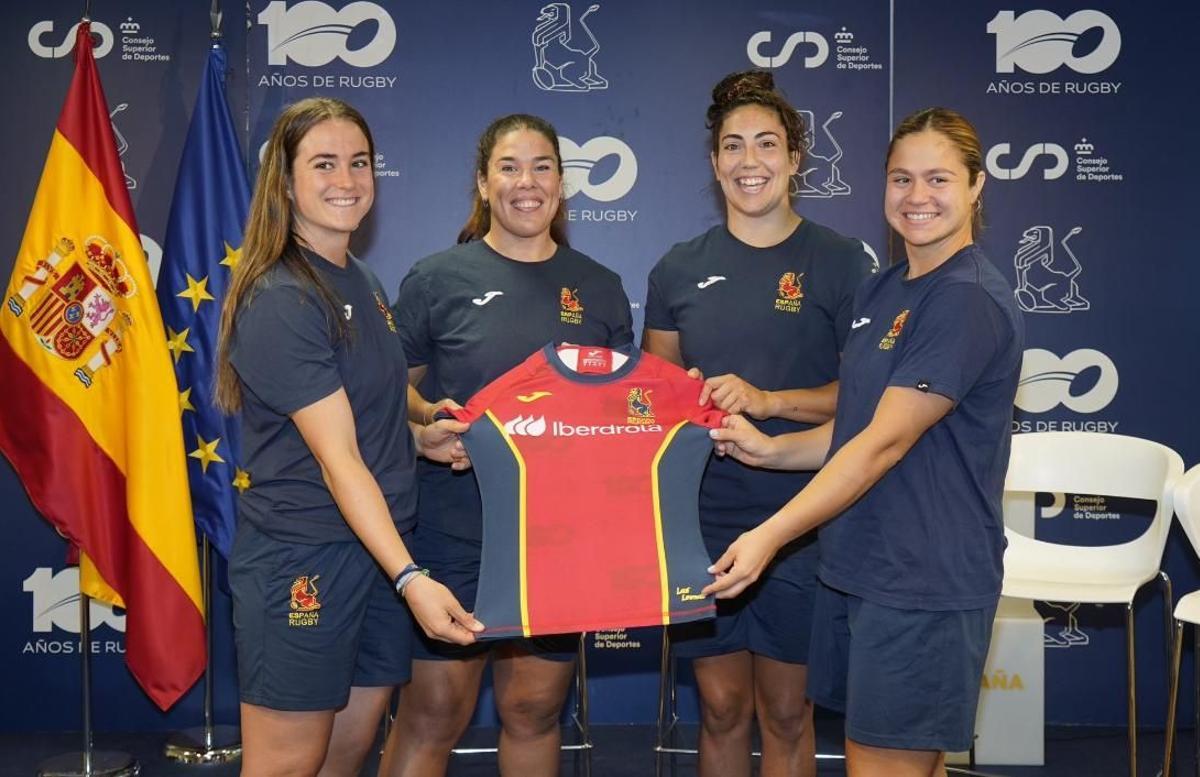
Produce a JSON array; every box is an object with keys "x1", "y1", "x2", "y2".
[
  {"x1": 163, "y1": 724, "x2": 242, "y2": 764},
  {"x1": 37, "y1": 751, "x2": 139, "y2": 777}
]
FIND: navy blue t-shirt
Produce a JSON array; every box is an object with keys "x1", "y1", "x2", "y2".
[
  {"x1": 644, "y1": 221, "x2": 876, "y2": 540},
  {"x1": 394, "y1": 239, "x2": 634, "y2": 541},
  {"x1": 230, "y1": 251, "x2": 418, "y2": 544},
  {"x1": 819, "y1": 245, "x2": 1023, "y2": 610}
]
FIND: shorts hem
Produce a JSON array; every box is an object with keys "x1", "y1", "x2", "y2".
[
  {"x1": 846, "y1": 724, "x2": 972, "y2": 753},
  {"x1": 239, "y1": 692, "x2": 350, "y2": 712},
  {"x1": 673, "y1": 641, "x2": 807, "y2": 664},
  {"x1": 807, "y1": 690, "x2": 846, "y2": 715}
]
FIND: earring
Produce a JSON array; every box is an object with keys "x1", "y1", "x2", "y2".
[{"x1": 482, "y1": 199, "x2": 489, "y2": 209}]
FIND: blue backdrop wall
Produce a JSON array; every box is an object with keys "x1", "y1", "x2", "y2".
[{"x1": 1, "y1": 0, "x2": 1197, "y2": 733}]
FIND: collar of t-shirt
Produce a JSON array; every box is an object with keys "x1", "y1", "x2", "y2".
[{"x1": 555, "y1": 344, "x2": 628, "y2": 374}]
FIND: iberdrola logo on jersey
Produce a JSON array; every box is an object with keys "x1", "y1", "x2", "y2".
[
  {"x1": 879, "y1": 309, "x2": 910, "y2": 351},
  {"x1": 560, "y1": 287, "x2": 583, "y2": 325},
  {"x1": 774, "y1": 271, "x2": 804, "y2": 313},
  {"x1": 627, "y1": 387, "x2": 655, "y2": 425}
]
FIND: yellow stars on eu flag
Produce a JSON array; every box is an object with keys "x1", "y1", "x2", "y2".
[
  {"x1": 220, "y1": 241, "x2": 242, "y2": 271},
  {"x1": 177, "y1": 273, "x2": 215, "y2": 312},
  {"x1": 166, "y1": 326, "x2": 195, "y2": 365},
  {"x1": 188, "y1": 434, "x2": 225, "y2": 474},
  {"x1": 232, "y1": 468, "x2": 251, "y2": 493},
  {"x1": 179, "y1": 387, "x2": 196, "y2": 415}
]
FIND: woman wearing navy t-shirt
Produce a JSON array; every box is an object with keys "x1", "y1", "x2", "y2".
[
  {"x1": 708, "y1": 107, "x2": 1023, "y2": 777},
  {"x1": 643, "y1": 70, "x2": 875, "y2": 777},
  {"x1": 214, "y1": 98, "x2": 479, "y2": 777}
]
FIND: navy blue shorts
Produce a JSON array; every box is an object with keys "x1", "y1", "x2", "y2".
[
  {"x1": 230, "y1": 520, "x2": 414, "y2": 711},
  {"x1": 409, "y1": 527, "x2": 577, "y2": 662},
  {"x1": 807, "y1": 582, "x2": 996, "y2": 752},
  {"x1": 670, "y1": 533, "x2": 816, "y2": 663}
]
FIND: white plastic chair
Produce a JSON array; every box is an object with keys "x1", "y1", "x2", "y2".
[
  {"x1": 1002, "y1": 432, "x2": 1183, "y2": 777},
  {"x1": 1163, "y1": 464, "x2": 1200, "y2": 777}
]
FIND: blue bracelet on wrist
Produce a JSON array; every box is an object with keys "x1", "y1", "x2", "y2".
[{"x1": 393, "y1": 563, "x2": 429, "y2": 597}]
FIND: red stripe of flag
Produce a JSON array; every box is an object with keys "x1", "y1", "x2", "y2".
[{"x1": 0, "y1": 333, "x2": 204, "y2": 704}]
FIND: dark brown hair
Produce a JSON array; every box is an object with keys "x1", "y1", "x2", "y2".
[
  {"x1": 887, "y1": 107, "x2": 985, "y2": 236},
  {"x1": 215, "y1": 97, "x2": 375, "y2": 412},
  {"x1": 457, "y1": 113, "x2": 568, "y2": 246},
  {"x1": 707, "y1": 69, "x2": 806, "y2": 167}
]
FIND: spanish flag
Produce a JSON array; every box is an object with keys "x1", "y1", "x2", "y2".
[{"x1": 0, "y1": 23, "x2": 204, "y2": 710}]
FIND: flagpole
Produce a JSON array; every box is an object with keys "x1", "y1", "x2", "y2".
[
  {"x1": 164, "y1": 537, "x2": 242, "y2": 764},
  {"x1": 37, "y1": 592, "x2": 139, "y2": 777}
]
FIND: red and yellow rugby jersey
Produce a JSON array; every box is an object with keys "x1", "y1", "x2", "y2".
[{"x1": 450, "y1": 344, "x2": 725, "y2": 637}]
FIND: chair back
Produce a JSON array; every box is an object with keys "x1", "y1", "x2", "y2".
[
  {"x1": 1173, "y1": 464, "x2": 1200, "y2": 560},
  {"x1": 1002, "y1": 432, "x2": 1183, "y2": 601}
]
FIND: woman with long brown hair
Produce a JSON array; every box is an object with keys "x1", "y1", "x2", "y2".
[
  {"x1": 215, "y1": 96, "x2": 480, "y2": 777},
  {"x1": 380, "y1": 113, "x2": 633, "y2": 777},
  {"x1": 642, "y1": 70, "x2": 875, "y2": 777}
]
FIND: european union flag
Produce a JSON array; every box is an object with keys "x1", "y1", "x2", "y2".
[{"x1": 157, "y1": 43, "x2": 249, "y2": 558}]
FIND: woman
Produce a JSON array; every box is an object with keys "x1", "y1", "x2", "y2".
[
  {"x1": 381, "y1": 114, "x2": 633, "y2": 777},
  {"x1": 214, "y1": 97, "x2": 481, "y2": 777},
  {"x1": 706, "y1": 107, "x2": 1023, "y2": 777},
  {"x1": 642, "y1": 70, "x2": 875, "y2": 777}
]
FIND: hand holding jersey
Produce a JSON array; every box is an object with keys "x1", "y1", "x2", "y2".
[{"x1": 415, "y1": 416, "x2": 473, "y2": 472}]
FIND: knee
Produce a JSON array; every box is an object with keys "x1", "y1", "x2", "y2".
[
  {"x1": 497, "y1": 686, "x2": 567, "y2": 738},
  {"x1": 698, "y1": 686, "x2": 754, "y2": 736},
  {"x1": 396, "y1": 686, "x2": 475, "y2": 744},
  {"x1": 757, "y1": 694, "x2": 813, "y2": 741}
]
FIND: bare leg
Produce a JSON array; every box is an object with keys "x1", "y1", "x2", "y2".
[
  {"x1": 693, "y1": 651, "x2": 755, "y2": 777},
  {"x1": 240, "y1": 702, "x2": 334, "y2": 777},
  {"x1": 846, "y1": 739, "x2": 944, "y2": 777},
  {"x1": 319, "y1": 686, "x2": 392, "y2": 777},
  {"x1": 378, "y1": 655, "x2": 488, "y2": 777},
  {"x1": 753, "y1": 655, "x2": 814, "y2": 777},
  {"x1": 492, "y1": 643, "x2": 577, "y2": 777}
]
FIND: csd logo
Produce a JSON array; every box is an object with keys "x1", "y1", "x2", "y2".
[
  {"x1": 28, "y1": 20, "x2": 114, "y2": 59},
  {"x1": 1015, "y1": 348, "x2": 1118, "y2": 414},
  {"x1": 559, "y1": 136, "x2": 637, "y2": 202},
  {"x1": 23, "y1": 567, "x2": 126, "y2": 634},
  {"x1": 988, "y1": 9, "x2": 1121, "y2": 75},
  {"x1": 985, "y1": 143, "x2": 1068, "y2": 181},
  {"x1": 747, "y1": 31, "x2": 829, "y2": 69},
  {"x1": 258, "y1": 1, "x2": 396, "y2": 67}
]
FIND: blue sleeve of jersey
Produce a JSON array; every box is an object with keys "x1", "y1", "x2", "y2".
[
  {"x1": 393, "y1": 263, "x2": 432, "y2": 367},
  {"x1": 642, "y1": 259, "x2": 676, "y2": 332},
  {"x1": 230, "y1": 283, "x2": 342, "y2": 416},
  {"x1": 887, "y1": 281, "x2": 1004, "y2": 405}
]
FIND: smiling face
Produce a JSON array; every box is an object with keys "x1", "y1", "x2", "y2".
[
  {"x1": 711, "y1": 104, "x2": 800, "y2": 223},
  {"x1": 884, "y1": 128, "x2": 985, "y2": 265},
  {"x1": 477, "y1": 127, "x2": 563, "y2": 250},
  {"x1": 289, "y1": 118, "x2": 374, "y2": 259}
]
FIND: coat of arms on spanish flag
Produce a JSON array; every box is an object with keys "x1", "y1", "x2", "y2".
[{"x1": 0, "y1": 23, "x2": 204, "y2": 710}]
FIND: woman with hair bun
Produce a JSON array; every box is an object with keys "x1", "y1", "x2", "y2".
[
  {"x1": 706, "y1": 107, "x2": 1023, "y2": 777},
  {"x1": 642, "y1": 70, "x2": 875, "y2": 777}
]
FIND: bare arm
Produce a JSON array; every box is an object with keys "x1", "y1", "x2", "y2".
[
  {"x1": 292, "y1": 389, "x2": 482, "y2": 643},
  {"x1": 709, "y1": 414, "x2": 834, "y2": 471},
  {"x1": 702, "y1": 377, "x2": 839, "y2": 423},
  {"x1": 644, "y1": 327, "x2": 837, "y2": 422},
  {"x1": 703, "y1": 386, "x2": 954, "y2": 598},
  {"x1": 642, "y1": 327, "x2": 684, "y2": 367}
]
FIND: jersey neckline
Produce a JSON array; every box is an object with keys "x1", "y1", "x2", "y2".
[{"x1": 542, "y1": 342, "x2": 642, "y2": 384}]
